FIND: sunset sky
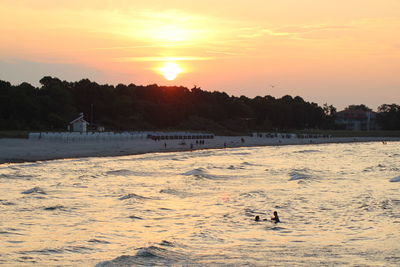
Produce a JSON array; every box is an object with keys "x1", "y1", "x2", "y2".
[{"x1": 1, "y1": 0, "x2": 399, "y2": 110}]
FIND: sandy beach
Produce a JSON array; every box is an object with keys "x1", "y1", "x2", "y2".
[{"x1": 1, "y1": 135, "x2": 399, "y2": 164}]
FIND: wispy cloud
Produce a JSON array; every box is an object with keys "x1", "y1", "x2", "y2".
[
  {"x1": 276, "y1": 25, "x2": 352, "y2": 34},
  {"x1": 93, "y1": 44, "x2": 179, "y2": 50},
  {"x1": 206, "y1": 50, "x2": 244, "y2": 56},
  {"x1": 119, "y1": 56, "x2": 214, "y2": 62},
  {"x1": 232, "y1": 24, "x2": 353, "y2": 41}
]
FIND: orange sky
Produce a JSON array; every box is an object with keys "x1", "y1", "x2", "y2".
[{"x1": 1, "y1": 0, "x2": 399, "y2": 109}]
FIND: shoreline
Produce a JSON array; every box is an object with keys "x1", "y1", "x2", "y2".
[{"x1": 1, "y1": 136, "x2": 399, "y2": 165}]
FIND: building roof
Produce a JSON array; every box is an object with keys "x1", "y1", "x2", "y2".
[{"x1": 69, "y1": 113, "x2": 89, "y2": 124}]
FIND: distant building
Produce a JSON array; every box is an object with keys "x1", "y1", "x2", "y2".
[
  {"x1": 68, "y1": 113, "x2": 89, "y2": 132},
  {"x1": 335, "y1": 110, "x2": 379, "y2": 131}
]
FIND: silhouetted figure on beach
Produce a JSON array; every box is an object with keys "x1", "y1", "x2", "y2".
[
  {"x1": 164, "y1": 143, "x2": 167, "y2": 148},
  {"x1": 255, "y1": 215, "x2": 260, "y2": 222},
  {"x1": 271, "y1": 211, "x2": 280, "y2": 223}
]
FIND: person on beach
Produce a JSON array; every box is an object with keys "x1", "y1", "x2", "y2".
[
  {"x1": 255, "y1": 215, "x2": 260, "y2": 222},
  {"x1": 271, "y1": 211, "x2": 280, "y2": 223}
]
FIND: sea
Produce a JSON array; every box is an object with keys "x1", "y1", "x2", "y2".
[{"x1": 0, "y1": 141, "x2": 399, "y2": 266}]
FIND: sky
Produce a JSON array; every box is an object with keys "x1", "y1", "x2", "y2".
[{"x1": 1, "y1": 0, "x2": 399, "y2": 110}]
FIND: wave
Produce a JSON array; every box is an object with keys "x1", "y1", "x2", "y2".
[
  {"x1": 389, "y1": 176, "x2": 400, "y2": 182},
  {"x1": 119, "y1": 193, "x2": 148, "y2": 200},
  {"x1": 227, "y1": 165, "x2": 245, "y2": 170},
  {"x1": 1, "y1": 172, "x2": 36, "y2": 180},
  {"x1": 128, "y1": 215, "x2": 143, "y2": 220},
  {"x1": 159, "y1": 188, "x2": 192, "y2": 198},
  {"x1": 241, "y1": 161, "x2": 257, "y2": 166},
  {"x1": 364, "y1": 164, "x2": 388, "y2": 172},
  {"x1": 105, "y1": 169, "x2": 136, "y2": 176},
  {"x1": 159, "y1": 240, "x2": 175, "y2": 247},
  {"x1": 182, "y1": 168, "x2": 232, "y2": 180},
  {"x1": 240, "y1": 190, "x2": 268, "y2": 199},
  {"x1": 22, "y1": 246, "x2": 93, "y2": 255},
  {"x1": 0, "y1": 199, "x2": 15, "y2": 205},
  {"x1": 88, "y1": 239, "x2": 111, "y2": 244},
  {"x1": 288, "y1": 169, "x2": 313, "y2": 181},
  {"x1": 43, "y1": 205, "x2": 65, "y2": 211},
  {"x1": 95, "y1": 245, "x2": 190, "y2": 267},
  {"x1": 21, "y1": 187, "x2": 46, "y2": 195},
  {"x1": 231, "y1": 152, "x2": 251, "y2": 156},
  {"x1": 182, "y1": 167, "x2": 207, "y2": 177},
  {"x1": 0, "y1": 230, "x2": 23, "y2": 236},
  {"x1": 294, "y1": 149, "x2": 321, "y2": 154}
]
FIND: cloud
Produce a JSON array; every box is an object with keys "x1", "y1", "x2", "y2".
[
  {"x1": 234, "y1": 24, "x2": 352, "y2": 40},
  {"x1": 206, "y1": 50, "x2": 244, "y2": 56},
  {"x1": 93, "y1": 44, "x2": 178, "y2": 50},
  {"x1": 276, "y1": 25, "x2": 352, "y2": 34},
  {"x1": 119, "y1": 56, "x2": 214, "y2": 62}
]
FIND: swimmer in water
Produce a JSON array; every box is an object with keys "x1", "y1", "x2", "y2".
[
  {"x1": 255, "y1": 215, "x2": 260, "y2": 222},
  {"x1": 271, "y1": 211, "x2": 280, "y2": 223}
]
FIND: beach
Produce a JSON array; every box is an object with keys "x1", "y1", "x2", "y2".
[{"x1": 1, "y1": 135, "x2": 399, "y2": 164}]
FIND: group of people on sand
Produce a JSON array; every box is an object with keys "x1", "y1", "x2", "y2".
[{"x1": 255, "y1": 211, "x2": 280, "y2": 223}]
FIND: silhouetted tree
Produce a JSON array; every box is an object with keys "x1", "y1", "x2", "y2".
[
  {"x1": 0, "y1": 77, "x2": 343, "y2": 132},
  {"x1": 345, "y1": 104, "x2": 372, "y2": 111},
  {"x1": 377, "y1": 104, "x2": 400, "y2": 130}
]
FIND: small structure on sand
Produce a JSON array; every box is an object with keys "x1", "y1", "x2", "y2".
[{"x1": 68, "y1": 113, "x2": 89, "y2": 132}]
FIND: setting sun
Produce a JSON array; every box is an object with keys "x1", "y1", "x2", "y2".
[{"x1": 159, "y1": 62, "x2": 182, "y2": 80}]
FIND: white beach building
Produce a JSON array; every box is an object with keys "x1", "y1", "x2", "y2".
[{"x1": 68, "y1": 113, "x2": 89, "y2": 132}]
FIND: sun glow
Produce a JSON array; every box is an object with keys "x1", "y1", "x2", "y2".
[{"x1": 159, "y1": 62, "x2": 182, "y2": 80}]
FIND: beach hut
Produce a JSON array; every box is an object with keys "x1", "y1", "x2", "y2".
[{"x1": 68, "y1": 113, "x2": 89, "y2": 132}]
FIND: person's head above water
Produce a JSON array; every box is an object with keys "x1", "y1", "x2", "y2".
[
  {"x1": 271, "y1": 211, "x2": 280, "y2": 223},
  {"x1": 255, "y1": 215, "x2": 260, "y2": 221}
]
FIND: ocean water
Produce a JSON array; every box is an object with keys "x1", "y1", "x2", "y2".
[{"x1": 0, "y1": 142, "x2": 399, "y2": 266}]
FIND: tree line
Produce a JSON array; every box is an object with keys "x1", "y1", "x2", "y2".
[{"x1": 0, "y1": 77, "x2": 398, "y2": 132}]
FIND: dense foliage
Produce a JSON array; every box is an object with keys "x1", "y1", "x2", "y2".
[
  {"x1": 0, "y1": 77, "x2": 397, "y2": 132},
  {"x1": 376, "y1": 104, "x2": 400, "y2": 130}
]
